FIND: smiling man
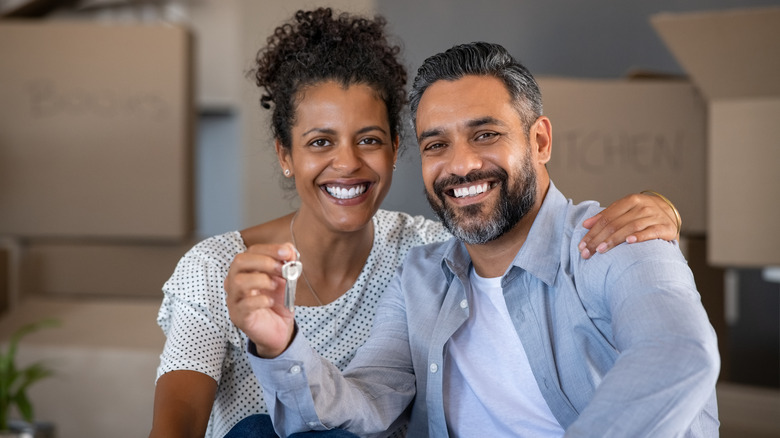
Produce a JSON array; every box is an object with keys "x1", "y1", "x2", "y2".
[{"x1": 241, "y1": 42, "x2": 720, "y2": 437}]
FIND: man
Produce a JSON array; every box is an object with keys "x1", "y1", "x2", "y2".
[{"x1": 232, "y1": 42, "x2": 720, "y2": 437}]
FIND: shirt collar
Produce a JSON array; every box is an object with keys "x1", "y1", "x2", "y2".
[{"x1": 440, "y1": 181, "x2": 566, "y2": 287}]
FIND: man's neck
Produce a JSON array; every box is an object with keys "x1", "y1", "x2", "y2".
[{"x1": 466, "y1": 182, "x2": 549, "y2": 278}]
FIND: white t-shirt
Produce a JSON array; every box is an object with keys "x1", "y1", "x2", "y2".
[
  {"x1": 155, "y1": 209, "x2": 450, "y2": 437},
  {"x1": 443, "y1": 268, "x2": 565, "y2": 437}
]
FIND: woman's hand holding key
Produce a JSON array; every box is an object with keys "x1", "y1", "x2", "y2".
[{"x1": 225, "y1": 242, "x2": 298, "y2": 358}]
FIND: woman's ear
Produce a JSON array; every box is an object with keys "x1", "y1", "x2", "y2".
[{"x1": 275, "y1": 139, "x2": 293, "y2": 177}]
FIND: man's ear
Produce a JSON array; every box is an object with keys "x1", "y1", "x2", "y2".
[
  {"x1": 275, "y1": 139, "x2": 293, "y2": 176},
  {"x1": 531, "y1": 116, "x2": 552, "y2": 165}
]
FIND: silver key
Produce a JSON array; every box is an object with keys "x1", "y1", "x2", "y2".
[{"x1": 281, "y1": 251, "x2": 302, "y2": 312}]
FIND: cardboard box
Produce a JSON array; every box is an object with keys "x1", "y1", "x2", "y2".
[
  {"x1": 0, "y1": 22, "x2": 194, "y2": 240},
  {"x1": 652, "y1": 7, "x2": 780, "y2": 267},
  {"x1": 20, "y1": 241, "x2": 194, "y2": 298},
  {"x1": 539, "y1": 77, "x2": 707, "y2": 234}
]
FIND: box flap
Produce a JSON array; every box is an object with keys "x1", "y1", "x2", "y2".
[{"x1": 651, "y1": 7, "x2": 780, "y2": 100}]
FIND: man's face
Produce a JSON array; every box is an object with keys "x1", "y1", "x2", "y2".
[{"x1": 416, "y1": 75, "x2": 541, "y2": 244}]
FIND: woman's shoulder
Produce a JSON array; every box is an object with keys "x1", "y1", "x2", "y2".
[
  {"x1": 239, "y1": 214, "x2": 293, "y2": 248},
  {"x1": 184, "y1": 231, "x2": 245, "y2": 263},
  {"x1": 373, "y1": 209, "x2": 452, "y2": 247}
]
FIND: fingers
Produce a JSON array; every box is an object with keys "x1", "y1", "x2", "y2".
[
  {"x1": 579, "y1": 193, "x2": 679, "y2": 259},
  {"x1": 245, "y1": 241, "x2": 298, "y2": 261},
  {"x1": 225, "y1": 243, "x2": 297, "y2": 356},
  {"x1": 230, "y1": 242, "x2": 300, "y2": 300},
  {"x1": 224, "y1": 242, "x2": 296, "y2": 320}
]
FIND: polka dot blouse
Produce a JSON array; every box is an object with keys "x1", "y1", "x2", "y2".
[{"x1": 156, "y1": 209, "x2": 451, "y2": 437}]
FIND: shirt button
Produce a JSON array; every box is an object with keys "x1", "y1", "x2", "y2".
[
  {"x1": 290, "y1": 365, "x2": 301, "y2": 374},
  {"x1": 307, "y1": 421, "x2": 318, "y2": 428},
  {"x1": 430, "y1": 363, "x2": 438, "y2": 373},
  {"x1": 460, "y1": 299, "x2": 468, "y2": 309}
]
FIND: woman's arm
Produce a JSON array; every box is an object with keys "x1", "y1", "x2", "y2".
[
  {"x1": 579, "y1": 192, "x2": 681, "y2": 259},
  {"x1": 149, "y1": 370, "x2": 217, "y2": 438}
]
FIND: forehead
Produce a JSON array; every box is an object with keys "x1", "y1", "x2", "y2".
[
  {"x1": 416, "y1": 75, "x2": 515, "y2": 134},
  {"x1": 294, "y1": 81, "x2": 389, "y2": 130}
]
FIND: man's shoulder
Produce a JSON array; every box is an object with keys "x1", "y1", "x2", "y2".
[
  {"x1": 405, "y1": 236, "x2": 456, "y2": 261},
  {"x1": 540, "y1": 186, "x2": 605, "y2": 250}
]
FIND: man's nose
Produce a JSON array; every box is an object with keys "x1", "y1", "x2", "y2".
[{"x1": 445, "y1": 141, "x2": 483, "y2": 177}]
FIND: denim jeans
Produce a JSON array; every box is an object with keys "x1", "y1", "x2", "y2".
[{"x1": 224, "y1": 414, "x2": 360, "y2": 437}]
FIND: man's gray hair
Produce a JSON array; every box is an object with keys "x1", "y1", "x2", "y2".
[{"x1": 409, "y1": 41, "x2": 543, "y2": 136}]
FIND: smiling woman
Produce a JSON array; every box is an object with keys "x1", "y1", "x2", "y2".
[
  {"x1": 148, "y1": 7, "x2": 684, "y2": 438},
  {"x1": 275, "y1": 81, "x2": 397, "y2": 236}
]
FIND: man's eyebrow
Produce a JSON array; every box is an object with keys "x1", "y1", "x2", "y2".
[
  {"x1": 417, "y1": 128, "x2": 443, "y2": 143},
  {"x1": 467, "y1": 116, "x2": 505, "y2": 128},
  {"x1": 417, "y1": 117, "x2": 506, "y2": 142}
]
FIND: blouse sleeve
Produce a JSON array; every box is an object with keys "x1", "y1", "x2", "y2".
[{"x1": 155, "y1": 236, "x2": 244, "y2": 382}]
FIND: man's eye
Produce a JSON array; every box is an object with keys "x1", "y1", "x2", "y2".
[
  {"x1": 477, "y1": 132, "x2": 498, "y2": 140},
  {"x1": 359, "y1": 137, "x2": 381, "y2": 145},
  {"x1": 424, "y1": 142, "x2": 445, "y2": 151}
]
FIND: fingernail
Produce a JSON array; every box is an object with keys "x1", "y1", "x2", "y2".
[
  {"x1": 581, "y1": 248, "x2": 590, "y2": 259},
  {"x1": 597, "y1": 243, "x2": 607, "y2": 253},
  {"x1": 278, "y1": 246, "x2": 291, "y2": 258},
  {"x1": 626, "y1": 235, "x2": 637, "y2": 244},
  {"x1": 578, "y1": 241, "x2": 586, "y2": 251}
]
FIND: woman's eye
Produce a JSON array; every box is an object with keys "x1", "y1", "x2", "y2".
[
  {"x1": 358, "y1": 137, "x2": 382, "y2": 146},
  {"x1": 310, "y1": 139, "x2": 331, "y2": 147}
]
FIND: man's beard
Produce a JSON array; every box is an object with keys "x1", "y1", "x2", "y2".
[{"x1": 426, "y1": 159, "x2": 537, "y2": 245}]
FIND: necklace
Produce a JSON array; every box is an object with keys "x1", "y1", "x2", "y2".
[{"x1": 289, "y1": 212, "x2": 325, "y2": 306}]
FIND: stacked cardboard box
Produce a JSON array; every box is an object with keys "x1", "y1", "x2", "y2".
[{"x1": 0, "y1": 22, "x2": 195, "y2": 301}]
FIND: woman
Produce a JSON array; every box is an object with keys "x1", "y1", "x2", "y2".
[{"x1": 149, "y1": 8, "x2": 681, "y2": 438}]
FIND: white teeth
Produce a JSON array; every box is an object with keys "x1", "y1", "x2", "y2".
[
  {"x1": 326, "y1": 184, "x2": 367, "y2": 199},
  {"x1": 453, "y1": 183, "x2": 489, "y2": 198}
]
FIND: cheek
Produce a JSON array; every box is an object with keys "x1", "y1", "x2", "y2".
[
  {"x1": 420, "y1": 156, "x2": 442, "y2": 187},
  {"x1": 367, "y1": 150, "x2": 396, "y2": 175},
  {"x1": 294, "y1": 156, "x2": 327, "y2": 184}
]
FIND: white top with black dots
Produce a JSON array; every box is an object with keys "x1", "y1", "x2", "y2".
[{"x1": 156, "y1": 209, "x2": 451, "y2": 437}]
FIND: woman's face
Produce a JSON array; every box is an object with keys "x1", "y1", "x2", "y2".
[{"x1": 278, "y1": 81, "x2": 398, "y2": 232}]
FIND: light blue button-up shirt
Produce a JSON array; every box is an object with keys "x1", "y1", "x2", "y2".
[{"x1": 250, "y1": 182, "x2": 720, "y2": 437}]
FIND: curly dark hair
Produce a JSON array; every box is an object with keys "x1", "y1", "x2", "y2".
[{"x1": 253, "y1": 7, "x2": 407, "y2": 152}]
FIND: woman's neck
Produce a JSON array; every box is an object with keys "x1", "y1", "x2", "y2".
[{"x1": 288, "y1": 209, "x2": 375, "y2": 305}]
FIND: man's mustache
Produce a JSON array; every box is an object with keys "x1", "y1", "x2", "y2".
[{"x1": 432, "y1": 168, "x2": 508, "y2": 199}]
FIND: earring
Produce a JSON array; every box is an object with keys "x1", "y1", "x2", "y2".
[
  {"x1": 284, "y1": 169, "x2": 291, "y2": 176},
  {"x1": 393, "y1": 163, "x2": 397, "y2": 171}
]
